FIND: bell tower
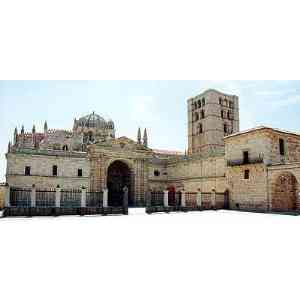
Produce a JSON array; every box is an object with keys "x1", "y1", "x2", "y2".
[{"x1": 187, "y1": 89, "x2": 239, "y2": 155}]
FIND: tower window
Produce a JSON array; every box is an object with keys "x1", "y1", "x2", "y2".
[
  {"x1": 243, "y1": 151, "x2": 249, "y2": 164},
  {"x1": 154, "y1": 170, "x2": 160, "y2": 177},
  {"x1": 221, "y1": 110, "x2": 224, "y2": 118},
  {"x1": 201, "y1": 110, "x2": 205, "y2": 119},
  {"x1": 52, "y1": 165, "x2": 58, "y2": 176},
  {"x1": 244, "y1": 169, "x2": 250, "y2": 179},
  {"x1": 224, "y1": 123, "x2": 227, "y2": 133},
  {"x1": 197, "y1": 100, "x2": 201, "y2": 108},
  {"x1": 227, "y1": 111, "x2": 230, "y2": 119},
  {"x1": 198, "y1": 123, "x2": 203, "y2": 134},
  {"x1": 194, "y1": 112, "x2": 199, "y2": 121},
  {"x1": 279, "y1": 138, "x2": 285, "y2": 155},
  {"x1": 78, "y1": 169, "x2": 83, "y2": 177},
  {"x1": 202, "y1": 97, "x2": 206, "y2": 106},
  {"x1": 25, "y1": 166, "x2": 31, "y2": 176},
  {"x1": 63, "y1": 145, "x2": 68, "y2": 151},
  {"x1": 219, "y1": 97, "x2": 222, "y2": 105}
]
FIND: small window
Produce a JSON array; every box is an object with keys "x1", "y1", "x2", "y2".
[
  {"x1": 194, "y1": 112, "x2": 199, "y2": 121},
  {"x1": 224, "y1": 123, "x2": 227, "y2": 134},
  {"x1": 154, "y1": 170, "x2": 160, "y2": 177},
  {"x1": 63, "y1": 145, "x2": 68, "y2": 151},
  {"x1": 25, "y1": 166, "x2": 31, "y2": 176},
  {"x1": 52, "y1": 165, "x2": 58, "y2": 176},
  {"x1": 244, "y1": 169, "x2": 250, "y2": 179},
  {"x1": 201, "y1": 110, "x2": 205, "y2": 119},
  {"x1": 78, "y1": 169, "x2": 83, "y2": 177},
  {"x1": 221, "y1": 110, "x2": 224, "y2": 118},
  {"x1": 198, "y1": 123, "x2": 203, "y2": 134},
  {"x1": 202, "y1": 97, "x2": 206, "y2": 106},
  {"x1": 243, "y1": 151, "x2": 249, "y2": 164},
  {"x1": 279, "y1": 138, "x2": 285, "y2": 156},
  {"x1": 219, "y1": 97, "x2": 222, "y2": 105}
]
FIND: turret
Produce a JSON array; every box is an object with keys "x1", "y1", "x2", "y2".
[
  {"x1": 143, "y1": 128, "x2": 148, "y2": 148},
  {"x1": 32, "y1": 125, "x2": 36, "y2": 148},
  {"x1": 137, "y1": 127, "x2": 141, "y2": 144},
  {"x1": 13, "y1": 127, "x2": 18, "y2": 145},
  {"x1": 44, "y1": 121, "x2": 48, "y2": 133},
  {"x1": 8, "y1": 141, "x2": 11, "y2": 153},
  {"x1": 21, "y1": 125, "x2": 24, "y2": 134}
]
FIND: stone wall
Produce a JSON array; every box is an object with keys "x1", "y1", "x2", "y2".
[
  {"x1": 0, "y1": 185, "x2": 5, "y2": 209},
  {"x1": 6, "y1": 152, "x2": 90, "y2": 189}
]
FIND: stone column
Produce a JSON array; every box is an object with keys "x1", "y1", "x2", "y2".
[
  {"x1": 181, "y1": 190, "x2": 186, "y2": 207},
  {"x1": 197, "y1": 189, "x2": 202, "y2": 207},
  {"x1": 123, "y1": 186, "x2": 128, "y2": 214},
  {"x1": 81, "y1": 187, "x2": 86, "y2": 208},
  {"x1": 103, "y1": 188, "x2": 108, "y2": 208},
  {"x1": 163, "y1": 190, "x2": 169, "y2": 207},
  {"x1": 211, "y1": 189, "x2": 216, "y2": 209},
  {"x1": 4, "y1": 184, "x2": 10, "y2": 208},
  {"x1": 55, "y1": 185, "x2": 61, "y2": 208},
  {"x1": 31, "y1": 184, "x2": 36, "y2": 208}
]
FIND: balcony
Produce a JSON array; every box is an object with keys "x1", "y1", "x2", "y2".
[{"x1": 227, "y1": 157, "x2": 264, "y2": 166}]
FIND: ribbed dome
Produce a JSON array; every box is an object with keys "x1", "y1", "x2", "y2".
[{"x1": 78, "y1": 112, "x2": 108, "y2": 129}]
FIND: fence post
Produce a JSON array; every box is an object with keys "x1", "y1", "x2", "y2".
[
  {"x1": 55, "y1": 185, "x2": 61, "y2": 208},
  {"x1": 211, "y1": 188, "x2": 216, "y2": 209},
  {"x1": 103, "y1": 188, "x2": 108, "y2": 208},
  {"x1": 163, "y1": 190, "x2": 169, "y2": 207},
  {"x1": 197, "y1": 189, "x2": 202, "y2": 208},
  {"x1": 81, "y1": 187, "x2": 86, "y2": 208},
  {"x1": 123, "y1": 186, "x2": 128, "y2": 215},
  {"x1": 31, "y1": 184, "x2": 36, "y2": 208},
  {"x1": 181, "y1": 189, "x2": 186, "y2": 207},
  {"x1": 4, "y1": 184, "x2": 10, "y2": 208}
]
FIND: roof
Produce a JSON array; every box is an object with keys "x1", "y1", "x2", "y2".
[
  {"x1": 187, "y1": 89, "x2": 237, "y2": 102},
  {"x1": 224, "y1": 126, "x2": 300, "y2": 140}
]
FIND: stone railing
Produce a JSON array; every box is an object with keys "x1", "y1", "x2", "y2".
[{"x1": 227, "y1": 157, "x2": 264, "y2": 166}]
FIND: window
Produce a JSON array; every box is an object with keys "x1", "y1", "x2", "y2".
[
  {"x1": 202, "y1": 97, "x2": 206, "y2": 106},
  {"x1": 194, "y1": 112, "x2": 199, "y2": 121},
  {"x1": 62, "y1": 145, "x2": 68, "y2": 151},
  {"x1": 25, "y1": 166, "x2": 31, "y2": 176},
  {"x1": 78, "y1": 169, "x2": 83, "y2": 177},
  {"x1": 154, "y1": 170, "x2": 160, "y2": 177},
  {"x1": 197, "y1": 99, "x2": 201, "y2": 108},
  {"x1": 224, "y1": 123, "x2": 227, "y2": 134},
  {"x1": 52, "y1": 165, "x2": 58, "y2": 176},
  {"x1": 201, "y1": 110, "x2": 205, "y2": 119},
  {"x1": 219, "y1": 97, "x2": 222, "y2": 105},
  {"x1": 243, "y1": 151, "x2": 249, "y2": 164},
  {"x1": 229, "y1": 101, "x2": 234, "y2": 109},
  {"x1": 227, "y1": 111, "x2": 230, "y2": 119},
  {"x1": 198, "y1": 123, "x2": 203, "y2": 134},
  {"x1": 279, "y1": 138, "x2": 285, "y2": 155},
  {"x1": 244, "y1": 169, "x2": 250, "y2": 179},
  {"x1": 221, "y1": 110, "x2": 224, "y2": 118}
]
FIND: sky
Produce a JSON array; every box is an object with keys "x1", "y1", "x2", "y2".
[{"x1": 0, "y1": 80, "x2": 300, "y2": 181}]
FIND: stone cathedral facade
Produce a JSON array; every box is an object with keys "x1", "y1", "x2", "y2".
[{"x1": 5, "y1": 89, "x2": 300, "y2": 211}]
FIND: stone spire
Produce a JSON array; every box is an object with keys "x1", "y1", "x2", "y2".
[
  {"x1": 44, "y1": 121, "x2": 48, "y2": 133},
  {"x1": 32, "y1": 124, "x2": 36, "y2": 134},
  {"x1": 137, "y1": 127, "x2": 141, "y2": 144},
  {"x1": 21, "y1": 125, "x2": 24, "y2": 134},
  {"x1": 8, "y1": 141, "x2": 11, "y2": 153},
  {"x1": 143, "y1": 128, "x2": 148, "y2": 147},
  {"x1": 13, "y1": 127, "x2": 18, "y2": 145}
]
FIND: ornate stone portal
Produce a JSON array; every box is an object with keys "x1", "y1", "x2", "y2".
[{"x1": 88, "y1": 136, "x2": 153, "y2": 207}]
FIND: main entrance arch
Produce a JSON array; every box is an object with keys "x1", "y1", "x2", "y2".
[
  {"x1": 107, "y1": 160, "x2": 132, "y2": 207},
  {"x1": 272, "y1": 172, "x2": 298, "y2": 211}
]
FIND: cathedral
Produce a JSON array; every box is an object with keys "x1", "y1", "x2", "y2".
[{"x1": 5, "y1": 89, "x2": 300, "y2": 212}]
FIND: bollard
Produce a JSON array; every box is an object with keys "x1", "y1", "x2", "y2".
[
  {"x1": 211, "y1": 189, "x2": 216, "y2": 209},
  {"x1": 80, "y1": 186, "x2": 86, "y2": 216},
  {"x1": 103, "y1": 188, "x2": 108, "y2": 208},
  {"x1": 181, "y1": 190, "x2": 186, "y2": 207},
  {"x1": 55, "y1": 185, "x2": 61, "y2": 216},
  {"x1": 31, "y1": 184, "x2": 36, "y2": 208}
]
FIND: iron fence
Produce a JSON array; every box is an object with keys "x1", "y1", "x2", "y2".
[
  {"x1": 36, "y1": 190, "x2": 56, "y2": 207},
  {"x1": 185, "y1": 192, "x2": 197, "y2": 208},
  {"x1": 150, "y1": 192, "x2": 164, "y2": 206},
  {"x1": 10, "y1": 188, "x2": 31, "y2": 207},
  {"x1": 61, "y1": 190, "x2": 81, "y2": 208},
  {"x1": 86, "y1": 191, "x2": 103, "y2": 207}
]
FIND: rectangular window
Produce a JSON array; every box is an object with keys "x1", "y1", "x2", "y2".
[
  {"x1": 243, "y1": 151, "x2": 249, "y2": 164},
  {"x1": 25, "y1": 166, "x2": 31, "y2": 176},
  {"x1": 244, "y1": 169, "x2": 250, "y2": 179},
  {"x1": 279, "y1": 138, "x2": 285, "y2": 155},
  {"x1": 78, "y1": 169, "x2": 83, "y2": 177},
  {"x1": 52, "y1": 165, "x2": 58, "y2": 176}
]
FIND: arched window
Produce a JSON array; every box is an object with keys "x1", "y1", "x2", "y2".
[
  {"x1": 202, "y1": 97, "x2": 206, "y2": 106},
  {"x1": 197, "y1": 99, "x2": 201, "y2": 108},
  {"x1": 194, "y1": 112, "x2": 199, "y2": 121},
  {"x1": 227, "y1": 111, "x2": 230, "y2": 119},
  {"x1": 62, "y1": 145, "x2": 68, "y2": 151},
  {"x1": 221, "y1": 110, "x2": 224, "y2": 118},
  {"x1": 88, "y1": 132, "x2": 93, "y2": 142},
  {"x1": 224, "y1": 123, "x2": 227, "y2": 134},
  {"x1": 219, "y1": 97, "x2": 223, "y2": 105},
  {"x1": 201, "y1": 110, "x2": 205, "y2": 119},
  {"x1": 198, "y1": 123, "x2": 203, "y2": 134}
]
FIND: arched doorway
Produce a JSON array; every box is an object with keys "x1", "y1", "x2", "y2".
[
  {"x1": 107, "y1": 160, "x2": 132, "y2": 207},
  {"x1": 272, "y1": 172, "x2": 298, "y2": 211}
]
